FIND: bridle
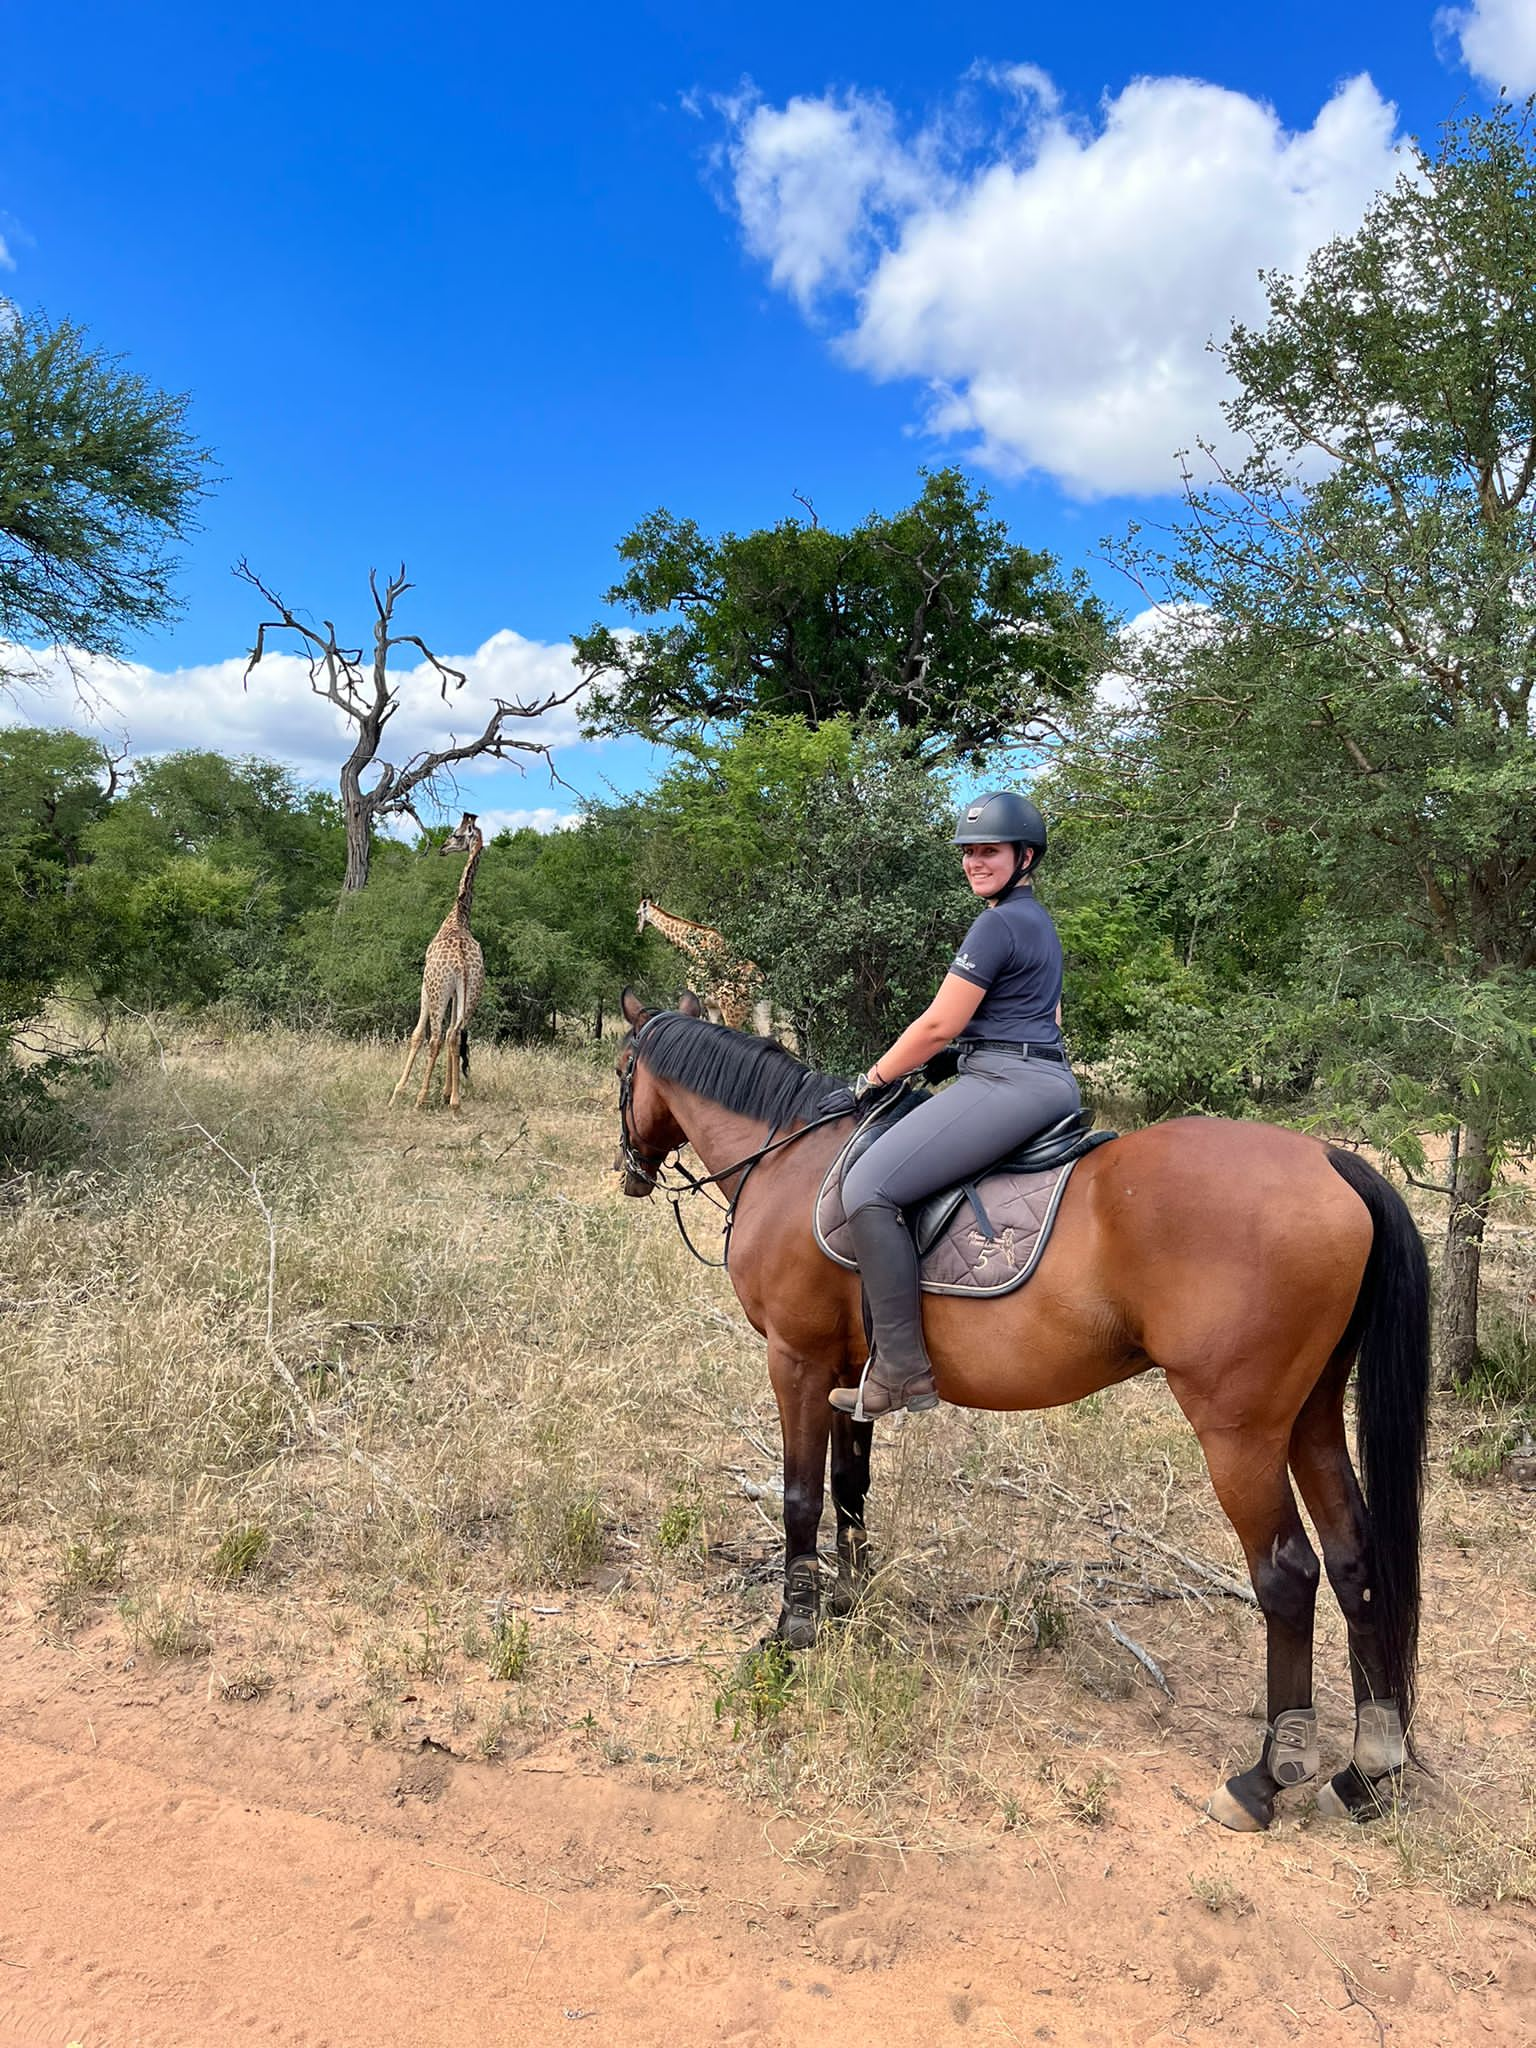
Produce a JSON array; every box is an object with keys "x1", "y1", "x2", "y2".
[{"x1": 616, "y1": 1015, "x2": 855, "y2": 1268}]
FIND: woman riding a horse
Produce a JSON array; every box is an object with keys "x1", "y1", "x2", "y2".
[
  {"x1": 615, "y1": 798, "x2": 1429, "y2": 1834},
  {"x1": 832, "y1": 790, "x2": 1079, "y2": 1420}
]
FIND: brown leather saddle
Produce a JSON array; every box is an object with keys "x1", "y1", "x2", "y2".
[{"x1": 814, "y1": 1087, "x2": 1118, "y2": 1297}]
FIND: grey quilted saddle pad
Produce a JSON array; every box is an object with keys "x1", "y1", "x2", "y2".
[{"x1": 814, "y1": 1130, "x2": 1079, "y2": 1298}]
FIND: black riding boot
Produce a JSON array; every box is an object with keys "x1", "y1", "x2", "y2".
[{"x1": 829, "y1": 1200, "x2": 940, "y2": 1419}]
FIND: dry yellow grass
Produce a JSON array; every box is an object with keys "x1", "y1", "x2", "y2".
[{"x1": 1, "y1": 1011, "x2": 1533, "y2": 1901}]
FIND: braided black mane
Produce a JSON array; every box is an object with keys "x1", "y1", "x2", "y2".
[{"x1": 636, "y1": 1013, "x2": 850, "y2": 1128}]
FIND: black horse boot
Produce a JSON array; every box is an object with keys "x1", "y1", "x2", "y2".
[{"x1": 829, "y1": 1200, "x2": 940, "y2": 1419}]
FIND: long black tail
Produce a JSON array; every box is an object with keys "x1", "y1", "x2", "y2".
[
  {"x1": 459, "y1": 1027, "x2": 471, "y2": 1078},
  {"x1": 1327, "y1": 1147, "x2": 1431, "y2": 1746}
]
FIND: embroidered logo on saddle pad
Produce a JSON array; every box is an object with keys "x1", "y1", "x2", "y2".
[{"x1": 814, "y1": 1137, "x2": 1081, "y2": 1298}]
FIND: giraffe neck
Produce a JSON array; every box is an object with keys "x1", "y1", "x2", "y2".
[
  {"x1": 454, "y1": 841, "x2": 483, "y2": 922},
  {"x1": 646, "y1": 902, "x2": 723, "y2": 960}
]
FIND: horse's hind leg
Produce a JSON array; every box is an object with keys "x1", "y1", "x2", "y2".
[
  {"x1": 828, "y1": 1412, "x2": 873, "y2": 1617},
  {"x1": 1196, "y1": 1430, "x2": 1322, "y2": 1832},
  {"x1": 1288, "y1": 1358, "x2": 1406, "y2": 1820}
]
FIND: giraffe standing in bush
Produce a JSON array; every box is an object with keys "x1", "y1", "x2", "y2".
[
  {"x1": 635, "y1": 899, "x2": 769, "y2": 1033},
  {"x1": 391, "y1": 813, "x2": 485, "y2": 1112}
]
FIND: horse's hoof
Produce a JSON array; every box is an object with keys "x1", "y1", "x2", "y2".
[
  {"x1": 827, "y1": 1576, "x2": 864, "y2": 1620},
  {"x1": 1315, "y1": 1775, "x2": 1351, "y2": 1821},
  {"x1": 1206, "y1": 1779, "x2": 1271, "y2": 1832},
  {"x1": 1316, "y1": 1765, "x2": 1401, "y2": 1823},
  {"x1": 773, "y1": 1610, "x2": 819, "y2": 1651}
]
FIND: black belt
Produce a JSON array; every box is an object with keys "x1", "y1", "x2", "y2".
[{"x1": 960, "y1": 1038, "x2": 1067, "y2": 1064}]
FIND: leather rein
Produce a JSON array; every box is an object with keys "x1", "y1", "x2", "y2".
[{"x1": 616, "y1": 1019, "x2": 855, "y2": 1269}]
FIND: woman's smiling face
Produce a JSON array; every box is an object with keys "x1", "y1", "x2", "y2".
[{"x1": 960, "y1": 841, "x2": 1019, "y2": 900}]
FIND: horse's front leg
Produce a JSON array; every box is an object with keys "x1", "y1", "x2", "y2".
[{"x1": 767, "y1": 1340, "x2": 834, "y2": 1650}]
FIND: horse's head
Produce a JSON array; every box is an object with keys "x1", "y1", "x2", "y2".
[{"x1": 615, "y1": 986, "x2": 686, "y2": 1197}]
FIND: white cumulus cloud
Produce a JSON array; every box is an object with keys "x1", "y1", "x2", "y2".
[
  {"x1": 0, "y1": 629, "x2": 592, "y2": 799},
  {"x1": 722, "y1": 68, "x2": 1404, "y2": 497},
  {"x1": 1437, "y1": 0, "x2": 1536, "y2": 91},
  {"x1": 1, "y1": 622, "x2": 593, "y2": 782},
  {"x1": 477, "y1": 806, "x2": 579, "y2": 836}
]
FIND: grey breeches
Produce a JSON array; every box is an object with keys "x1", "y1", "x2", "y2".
[{"x1": 842, "y1": 1049, "x2": 1082, "y2": 1219}]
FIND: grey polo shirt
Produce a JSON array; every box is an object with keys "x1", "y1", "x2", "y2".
[{"x1": 948, "y1": 885, "x2": 1064, "y2": 1046}]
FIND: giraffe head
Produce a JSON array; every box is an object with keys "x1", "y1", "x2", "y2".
[
  {"x1": 635, "y1": 898, "x2": 652, "y2": 935},
  {"x1": 441, "y1": 812, "x2": 481, "y2": 856}
]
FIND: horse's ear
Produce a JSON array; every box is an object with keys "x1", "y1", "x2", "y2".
[
  {"x1": 677, "y1": 989, "x2": 704, "y2": 1018},
  {"x1": 620, "y1": 987, "x2": 648, "y2": 1028}
]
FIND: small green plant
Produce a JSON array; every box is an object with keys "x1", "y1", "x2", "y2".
[
  {"x1": 120, "y1": 1593, "x2": 210, "y2": 1659},
  {"x1": 487, "y1": 1613, "x2": 531, "y2": 1682},
  {"x1": 1189, "y1": 1871, "x2": 1252, "y2": 1914},
  {"x1": 1027, "y1": 1579, "x2": 1072, "y2": 1650},
  {"x1": 402, "y1": 1605, "x2": 447, "y2": 1679},
  {"x1": 48, "y1": 1526, "x2": 127, "y2": 1627},
  {"x1": 658, "y1": 1483, "x2": 706, "y2": 1558},
  {"x1": 561, "y1": 1496, "x2": 605, "y2": 1573},
  {"x1": 714, "y1": 1640, "x2": 799, "y2": 1738},
  {"x1": 218, "y1": 1667, "x2": 273, "y2": 1702},
  {"x1": 1042, "y1": 1760, "x2": 1113, "y2": 1825},
  {"x1": 477, "y1": 1700, "x2": 518, "y2": 1761},
  {"x1": 208, "y1": 1523, "x2": 270, "y2": 1582},
  {"x1": 516, "y1": 1475, "x2": 607, "y2": 1584},
  {"x1": 1450, "y1": 1311, "x2": 1536, "y2": 1406},
  {"x1": 1448, "y1": 1436, "x2": 1509, "y2": 1484}
]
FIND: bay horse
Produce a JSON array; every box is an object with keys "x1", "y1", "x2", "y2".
[{"x1": 615, "y1": 993, "x2": 1431, "y2": 1833}]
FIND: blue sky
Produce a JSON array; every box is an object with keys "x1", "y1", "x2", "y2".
[{"x1": 0, "y1": 0, "x2": 1522, "y2": 826}]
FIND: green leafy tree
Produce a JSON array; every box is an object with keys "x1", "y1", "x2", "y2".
[
  {"x1": 0, "y1": 727, "x2": 119, "y2": 1162},
  {"x1": 0, "y1": 312, "x2": 210, "y2": 684},
  {"x1": 287, "y1": 816, "x2": 648, "y2": 1045},
  {"x1": 617, "y1": 719, "x2": 973, "y2": 1070},
  {"x1": 1100, "y1": 100, "x2": 1536, "y2": 1381},
  {"x1": 0, "y1": 726, "x2": 117, "y2": 1008},
  {"x1": 575, "y1": 469, "x2": 1108, "y2": 761},
  {"x1": 85, "y1": 750, "x2": 343, "y2": 918}
]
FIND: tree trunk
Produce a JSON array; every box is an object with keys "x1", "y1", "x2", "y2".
[
  {"x1": 591, "y1": 1000, "x2": 604, "y2": 1041},
  {"x1": 342, "y1": 802, "x2": 372, "y2": 892},
  {"x1": 1440, "y1": 1120, "x2": 1494, "y2": 1387}
]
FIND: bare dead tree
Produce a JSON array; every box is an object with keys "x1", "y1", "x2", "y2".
[{"x1": 237, "y1": 561, "x2": 592, "y2": 892}]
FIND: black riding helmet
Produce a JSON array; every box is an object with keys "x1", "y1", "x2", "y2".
[{"x1": 953, "y1": 791, "x2": 1047, "y2": 895}]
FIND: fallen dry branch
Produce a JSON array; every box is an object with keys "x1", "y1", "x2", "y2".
[{"x1": 957, "y1": 1468, "x2": 1256, "y2": 1606}]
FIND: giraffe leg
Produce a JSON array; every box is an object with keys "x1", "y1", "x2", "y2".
[
  {"x1": 414, "y1": 1026, "x2": 447, "y2": 1110},
  {"x1": 445, "y1": 1016, "x2": 463, "y2": 1113},
  {"x1": 390, "y1": 1003, "x2": 431, "y2": 1105}
]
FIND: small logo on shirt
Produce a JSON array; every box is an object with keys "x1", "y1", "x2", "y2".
[{"x1": 954, "y1": 951, "x2": 978, "y2": 972}]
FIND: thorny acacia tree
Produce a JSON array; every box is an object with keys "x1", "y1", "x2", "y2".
[
  {"x1": 0, "y1": 311, "x2": 210, "y2": 687},
  {"x1": 239, "y1": 562, "x2": 586, "y2": 892},
  {"x1": 1105, "y1": 101, "x2": 1536, "y2": 1382},
  {"x1": 574, "y1": 468, "x2": 1108, "y2": 760}
]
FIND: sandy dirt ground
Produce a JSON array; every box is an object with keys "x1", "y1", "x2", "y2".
[{"x1": 2, "y1": 1610, "x2": 1533, "y2": 2048}]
